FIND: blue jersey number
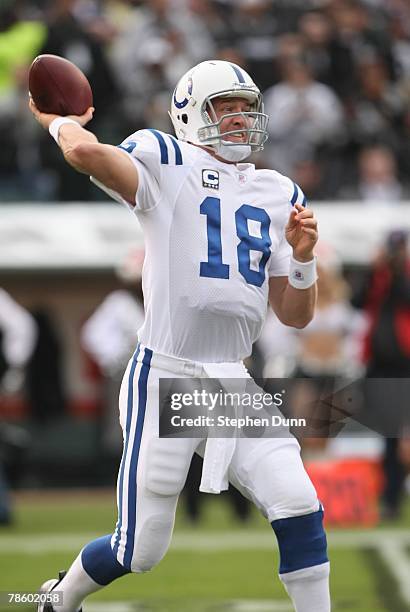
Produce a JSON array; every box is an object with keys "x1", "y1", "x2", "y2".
[
  {"x1": 200, "y1": 196, "x2": 230, "y2": 279},
  {"x1": 200, "y1": 197, "x2": 271, "y2": 287},
  {"x1": 117, "y1": 141, "x2": 137, "y2": 154}
]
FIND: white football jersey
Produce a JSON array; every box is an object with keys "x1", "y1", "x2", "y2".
[{"x1": 93, "y1": 129, "x2": 306, "y2": 363}]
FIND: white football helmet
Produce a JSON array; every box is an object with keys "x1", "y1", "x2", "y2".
[{"x1": 169, "y1": 60, "x2": 269, "y2": 162}]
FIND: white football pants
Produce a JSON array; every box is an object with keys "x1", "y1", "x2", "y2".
[{"x1": 111, "y1": 344, "x2": 319, "y2": 572}]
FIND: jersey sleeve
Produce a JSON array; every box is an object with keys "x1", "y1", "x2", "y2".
[
  {"x1": 268, "y1": 232, "x2": 292, "y2": 277},
  {"x1": 278, "y1": 174, "x2": 307, "y2": 209},
  {"x1": 268, "y1": 174, "x2": 307, "y2": 277},
  {"x1": 91, "y1": 129, "x2": 164, "y2": 212}
]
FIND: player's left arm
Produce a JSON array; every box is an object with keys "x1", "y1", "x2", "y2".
[{"x1": 268, "y1": 203, "x2": 318, "y2": 328}]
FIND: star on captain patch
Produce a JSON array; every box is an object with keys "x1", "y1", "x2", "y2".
[{"x1": 202, "y1": 169, "x2": 219, "y2": 190}]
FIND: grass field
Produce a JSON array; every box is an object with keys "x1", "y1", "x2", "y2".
[{"x1": 0, "y1": 490, "x2": 409, "y2": 612}]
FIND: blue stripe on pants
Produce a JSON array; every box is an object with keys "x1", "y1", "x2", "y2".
[
  {"x1": 123, "y1": 347, "x2": 153, "y2": 570},
  {"x1": 113, "y1": 345, "x2": 140, "y2": 557}
]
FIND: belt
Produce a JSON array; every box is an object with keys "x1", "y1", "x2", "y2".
[{"x1": 133, "y1": 343, "x2": 246, "y2": 378}]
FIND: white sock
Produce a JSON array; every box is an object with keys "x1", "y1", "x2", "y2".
[
  {"x1": 280, "y1": 562, "x2": 331, "y2": 612},
  {"x1": 56, "y1": 552, "x2": 103, "y2": 612}
]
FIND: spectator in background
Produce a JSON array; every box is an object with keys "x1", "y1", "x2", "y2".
[
  {"x1": 226, "y1": 0, "x2": 278, "y2": 91},
  {"x1": 389, "y1": 5, "x2": 410, "y2": 81},
  {"x1": 0, "y1": 288, "x2": 37, "y2": 395},
  {"x1": 298, "y1": 9, "x2": 357, "y2": 102},
  {"x1": 81, "y1": 250, "x2": 145, "y2": 459},
  {"x1": 26, "y1": 308, "x2": 67, "y2": 424},
  {"x1": 40, "y1": 0, "x2": 117, "y2": 117},
  {"x1": 216, "y1": 46, "x2": 249, "y2": 71},
  {"x1": 263, "y1": 33, "x2": 344, "y2": 175},
  {"x1": 186, "y1": 0, "x2": 232, "y2": 51},
  {"x1": 350, "y1": 57, "x2": 404, "y2": 151},
  {"x1": 291, "y1": 157, "x2": 331, "y2": 200},
  {"x1": 0, "y1": 0, "x2": 45, "y2": 200},
  {"x1": 289, "y1": 244, "x2": 364, "y2": 447},
  {"x1": 110, "y1": 0, "x2": 215, "y2": 129},
  {"x1": 38, "y1": 0, "x2": 118, "y2": 200},
  {"x1": 259, "y1": 243, "x2": 364, "y2": 450},
  {"x1": 0, "y1": 288, "x2": 37, "y2": 525},
  {"x1": 338, "y1": 144, "x2": 406, "y2": 202},
  {"x1": 352, "y1": 230, "x2": 410, "y2": 519},
  {"x1": 70, "y1": 0, "x2": 122, "y2": 47},
  {"x1": 327, "y1": 0, "x2": 396, "y2": 80}
]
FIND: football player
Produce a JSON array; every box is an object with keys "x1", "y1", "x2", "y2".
[{"x1": 30, "y1": 60, "x2": 330, "y2": 612}]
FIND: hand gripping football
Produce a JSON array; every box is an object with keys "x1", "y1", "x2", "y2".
[{"x1": 29, "y1": 54, "x2": 93, "y2": 116}]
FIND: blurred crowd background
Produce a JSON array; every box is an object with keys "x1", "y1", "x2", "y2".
[
  {"x1": 1, "y1": 0, "x2": 410, "y2": 201},
  {"x1": 1, "y1": 0, "x2": 410, "y2": 529}
]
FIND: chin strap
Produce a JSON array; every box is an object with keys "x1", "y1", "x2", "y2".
[{"x1": 215, "y1": 141, "x2": 252, "y2": 162}]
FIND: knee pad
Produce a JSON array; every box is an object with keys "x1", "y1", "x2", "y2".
[
  {"x1": 266, "y1": 478, "x2": 318, "y2": 522},
  {"x1": 132, "y1": 515, "x2": 174, "y2": 573},
  {"x1": 82, "y1": 534, "x2": 130, "y2": 586},
  {"x1": 271, "y1": 507, "x2": 328, "y2": 575},
  {"x1": 145, "y1": 438, "x2": 191, "y2": 496},
  {"x1": 237, "y1": 439, "x2": 319, "y2": 520}
]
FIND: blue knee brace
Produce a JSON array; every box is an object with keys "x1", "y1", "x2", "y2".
[
  {"x1": 81, "y1": 534, "x2": 130, "y2": 585},
  {"x1": 271, "y1": 507, "x2": 328, "y2": 574}
]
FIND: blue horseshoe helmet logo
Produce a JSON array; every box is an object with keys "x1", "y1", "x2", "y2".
[{"x1": 173, "y1": 77, "x2": 193, "y2": 109}]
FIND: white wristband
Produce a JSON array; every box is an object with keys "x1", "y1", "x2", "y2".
[
  {"x1": 49, "y1": 117, "x2": 78, "y2": 144},
  {"x1": 288, "y1": 256, "x2": 318, "y2": 289}
]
